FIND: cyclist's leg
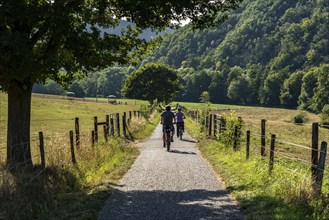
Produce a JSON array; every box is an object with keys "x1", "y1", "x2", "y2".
[
  {"x1": 170, "y1": 125, "x2": 174, "y2": 142},
  {"x1": 162, "y1": 125, "x2": 166, "y2": 141}
]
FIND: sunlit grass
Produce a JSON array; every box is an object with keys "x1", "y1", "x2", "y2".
[
  {"x1": 186, "y1": 104, "x2": 329, "y2": 220},
  {"x1": 0, "y1": 92, "x2": 158, "y2": 219}
]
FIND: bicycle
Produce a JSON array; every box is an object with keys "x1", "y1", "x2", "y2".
[
  {"x1": 163, "y1": 125, "x2": 172, "y2": 151},
  {"x1": 178, "y1": 124, "x2": 183, "y2": 140}
]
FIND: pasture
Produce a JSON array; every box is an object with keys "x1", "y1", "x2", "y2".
[
  {"x1": 0, "y1": 93, "x2": 147, "y2": 163},
  {"x1": 182, "y1": 102, "x2": 329, "y2": 219},
  {"x1": 0, "y1": 92, "x2": 158, "y2": 219}
]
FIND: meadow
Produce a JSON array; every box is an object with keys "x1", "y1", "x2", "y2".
[
  {"x1": 0, "y1": 92, "x2": 158, "y2": 219},
  {"x1": 182, "y1": 102, "x2": 329, "y2": 219},
  {"x1": 1, "y1": 94, "x2": 328, "y2": 219}
]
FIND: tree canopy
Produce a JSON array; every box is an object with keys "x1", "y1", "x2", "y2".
[
  {"x1": 142, "y1": 0, "x2": 328, "y2": 110},
  {"x1": 1, "y1": 0, "x2": 243, "y2": 166},
  {"x1": 122, "y1": 63, "x2": 180, "y2": 103}
]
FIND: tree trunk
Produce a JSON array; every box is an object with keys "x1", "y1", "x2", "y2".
[{"x1": 6, "y1": 81, "x2": 33, "y2": 167}]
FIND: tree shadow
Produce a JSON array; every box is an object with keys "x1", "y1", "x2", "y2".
[
  {"x1": 169, "y1": 149, "x2": 197, "y2": 155},
  {"x1": 99, "y1": 189, "x2": 244, "y2": 220},
  {"x1": 181, "y1": 139, "x2": 198, "y2": 143}
]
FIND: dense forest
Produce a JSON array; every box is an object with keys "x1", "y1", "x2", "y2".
[
  {"x1": 145, "y1": 0, "x2": 329, "y2": 112},
  {"x1": 34, "y1": 0, "x2": 329, "y2": 112}
]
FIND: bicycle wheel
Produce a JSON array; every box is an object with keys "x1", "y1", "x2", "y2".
[{"x1": 166, "y1": 133, "x2": 171, "y2": 151}]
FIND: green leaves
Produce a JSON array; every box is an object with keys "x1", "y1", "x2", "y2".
[{"x1": 122, "y1": 63, "x2": 180, "y2": 103}]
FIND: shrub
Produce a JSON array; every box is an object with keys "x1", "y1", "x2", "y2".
[
  {"x1": 293, "y1": 110, "x2": 309, "y2": 124},
  {"x1": 139, "y1": 104, "x2": 151, "y2": 120}
]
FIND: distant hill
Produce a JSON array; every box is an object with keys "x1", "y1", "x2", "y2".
[
  {"x1": 101, "y1": 20, "x2": 173, "y2": 41},
  {"x1": 143, "y1": 0, "x2": 328, "y2": 111}
]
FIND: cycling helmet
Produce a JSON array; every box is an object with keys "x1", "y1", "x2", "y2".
[{"x1": 165, "y1": 105, "x2": 171, "y2": 111}]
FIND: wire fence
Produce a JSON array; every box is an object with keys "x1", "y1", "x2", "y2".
[
  {"x1": 188, "y1": 110, "x2": 329, "y2": 195},
  {"x1": 0, "y1": 110, "x2": 145, "y2": 191}
]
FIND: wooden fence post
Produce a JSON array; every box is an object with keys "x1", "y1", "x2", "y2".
[
  {"x1": 39, "y1": 131, "x2": 45, "y2": 168},
  {"x1": 134, "y1": 111, "x2": 136, "y2": 117},
  {"x1": 94, "y1": 116, "x2": 98, "y2": 142},
  {"x1": 106, "y1": 115, "x2": 110, "y2": 136},
  {"x1": 205, "y1": 115, "x2": 209, "y2": 128},
  {"x1": 116, "y1": 113, "x2": 120, "y2": 136},
  {"x1": 221, "y1": 117, "x2": 226, "y2": 132},
  {"x1": 246, "y1": 130, "x2": 250, "y2": 160},
  {"x1": 129, "y1": 111, "x2": 132, "y2": 120},
  {"x1": 75, "y1": 117, "x2": 80, "y2": 148},
  {"x1": 269, "y1": 134, "x2": 276, "y2": 174},
  {"x1": 233, "y1": 125, "x2": 238, "y2": 151},
  {"x1": 209, "y1": 114, "x2": 213, "y2": 136},
  {"x1": 312, "y1": 122, "x2": 319, "y2": 186},
  {"x1": 261, "y1": 119, "x2": 266, "y2": 158},
  {"x1": 315, "y1": 141, "x2": 327, "y2": 196},
  {"x1": 92, "y1": 130, "x2": 95, "y2": 147},
  {"x1": 70, "y1": 130, "x2": 76, "y2": 164},
  {"x1": 122, "y1": 114, "x2": 127, "y2": 137},
  {"x1": 110, "y1": 117, "x2": 114, "y2": 136},
  {"x1": 214, "y1": 114, "x2": 217, "y2": 137},
  {"x1": 103, "y1": 125, "x2": 108, "y2": 142}
]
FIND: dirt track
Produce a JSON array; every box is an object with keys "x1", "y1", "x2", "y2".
[{"x1": 98, "y1": 123, "x2": 243, "y2": 220}]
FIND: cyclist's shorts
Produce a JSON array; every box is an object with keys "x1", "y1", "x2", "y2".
[{"x1": 163, "y1": 124, "x2": 174, "y2": 132}]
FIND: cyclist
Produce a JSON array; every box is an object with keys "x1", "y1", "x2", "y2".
[
  {"x1": 161, "y1": 105, "x2": 176, "y2": 142},
  {"x1": 175, "y1": 107, "x2": 185, "y2": 137}
]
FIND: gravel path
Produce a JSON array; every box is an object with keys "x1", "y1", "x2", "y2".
[{"x1": 98, "y1": 123, "x2": 243, "y2": 220}]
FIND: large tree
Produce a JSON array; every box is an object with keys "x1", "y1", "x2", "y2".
[
  {"x1": 0, "y1": 0, "x2": 242, "y2": 166},
  {"x1": 121, "y1": 63, "x2": 180, "y2": 103}
]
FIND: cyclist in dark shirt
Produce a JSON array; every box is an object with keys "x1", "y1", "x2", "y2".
[
  {"x1": 175, "y1": 107, "x2": 185, "y2": 137},
  {"x1": 161, "y1": 105, "x2": 176, "y2": 142}
]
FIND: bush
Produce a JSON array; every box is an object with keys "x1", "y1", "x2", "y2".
[
  {"x1": 293, "y1": 111, "x2": 309, "y2": 124},
  {"x1": 321, "y1": 105, "x2": 329, "y2": 127},
  {"x1": 139, "y1": 104, "x2": 151, "y2": 120}
]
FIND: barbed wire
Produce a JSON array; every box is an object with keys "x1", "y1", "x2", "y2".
[
  {"x1": 275, "y1": 138, "x2": 312, "y2": 151},
  {"x1": 14, "y1": 168, "x2": 46, "y2": 191},
  {"x1": 273, "y1": 150, "x2": 310, "y2": 166},
  {"x1": 242, "y1": 118, "x2": 313, "y2": 127},
  {"x1": 274, "y1": 158, "x2": 310, "y2": 178},
  {"x1": 320, "y1": 124, "x2": 329, "y2": 128},
  {"x1": 31, "y1": 118, "x2": 75, "y2": 122}
]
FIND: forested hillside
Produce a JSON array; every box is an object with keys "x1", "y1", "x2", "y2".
[
  {"x1": 34, "y1": 0, "x2": 329, "y2": 113},
  {"x1": 144, "y1": 0, "x2": 328, "y2": 112}
]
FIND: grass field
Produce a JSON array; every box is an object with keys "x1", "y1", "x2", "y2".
[
  {"x1": 1, "y1": 94, "x2": 328, "y2": 219},
  {"x1": 0, "y1": 93, "x2": 149, "y2": 162},
  {"x1": 0, "y1": 92, "x2": 159, "y2": 219},
  {"x1": 183, "y1": 103, "x2": 329, "y2": 219}
]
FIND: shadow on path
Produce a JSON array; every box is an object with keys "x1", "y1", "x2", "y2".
[
  {"x1": 169, "y1": 149, "x2": 197, "y2": 155},
  {"x1": 99, "y1": 189, "x2": 242, "y2": 220},
  {"x1": 181, "y1": 139, "x2": 198, "y2": 143}
]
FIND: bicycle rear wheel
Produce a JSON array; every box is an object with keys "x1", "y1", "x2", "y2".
[{"x1": 166, "y1": 133, "x2": 171, "y2": 151}]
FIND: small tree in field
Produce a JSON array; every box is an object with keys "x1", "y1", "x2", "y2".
[
  {"x1": 321, "y1": 105, "x2": 329, "y2": 127},
  {"x1": 0, "y1": 0, "x2": 242, "y2": 166},
  {"x1": 199, "y1": 91, "x2": 212, "y2": 128},
  {"x1": 122, "y1": 63, "x2": 180, "y2": 104}
]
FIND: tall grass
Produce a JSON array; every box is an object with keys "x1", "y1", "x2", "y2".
[
  {"x1": 185, "y1": 113, "x2": 328, "y2": 219},
  {"x1": 0, "y1": 92, "x2": 159, "y2": 219}
]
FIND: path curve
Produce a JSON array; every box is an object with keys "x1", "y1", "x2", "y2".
[{"x1": 98, "y1": 123, "x2": 243, "y2": 220}]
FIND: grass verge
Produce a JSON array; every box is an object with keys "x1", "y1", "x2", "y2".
[
  {"x1": 0, "y1": 112, "x2": 159, "y2": 220},
  {"x1": 185, "y1": 118, "x2": 318, "y2": 220}
]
